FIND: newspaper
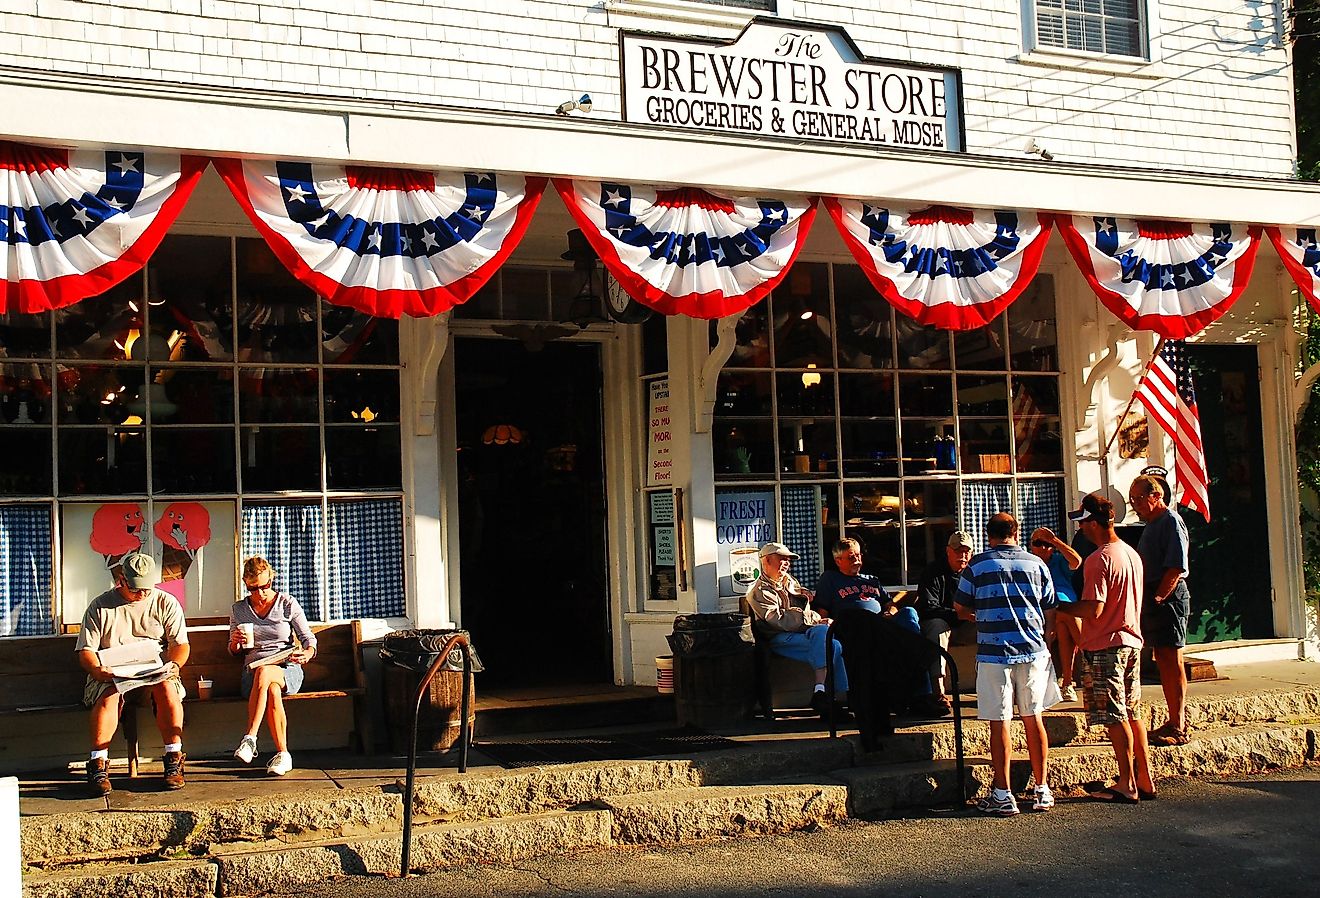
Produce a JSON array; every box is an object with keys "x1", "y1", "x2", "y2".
[
  {"x1": 247, "y1": 647, "x2": 296, "y2": 670},
  {"x1": 97, "y1": 639, "x2": 173, "y2": 695}
]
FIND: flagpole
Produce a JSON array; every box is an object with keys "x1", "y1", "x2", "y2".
[{"x1": 1099, "y1": 336, "x2": 1166, "y2": 461}]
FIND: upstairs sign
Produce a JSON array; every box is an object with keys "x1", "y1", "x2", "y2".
[{"x1": 621, "y1": 19, "x2": 963, "y2": 152}]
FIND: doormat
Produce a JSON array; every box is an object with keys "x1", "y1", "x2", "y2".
[{"x1": 474, "y1": 728, "x2": 740, "y2": 769}]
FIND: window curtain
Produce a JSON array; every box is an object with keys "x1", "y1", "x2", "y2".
[
  {"x1": 326, "y1": 498, "x2": 405, "y2": 619},
  {"x1": 958, "y1": 480, "x2": 1012, "y2": 550},
  {"x1": 0, "y1": 505, "x2": 53, "y2": 635},
  {"x1": 780, "y1": 485, "x2": 824, "y2": 588},
  {"x1": 240, "y1": 502, "x2": 325, "y2": 620},
  {"x1": 1017, "y1": 478, "x2": 1064, "y2": 538}
]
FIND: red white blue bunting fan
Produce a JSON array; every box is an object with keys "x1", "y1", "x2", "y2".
[
  {"x1": 2, "y1": 141, "x2": 204, "y2": 313},
  {"x1": 554, "y1": 179, "x2": 816, "y2": 319},
  {"x1": 823, "y1": 199, "x2": 1052, "y2": 330},
  {"x1": 1268, "y1": 227, "x2": 1320, "y2": 314},
  {"x1": 1058, "y1": 216, "x2": 1262, "y2": 339},
  {"x1": 215, "y1": 159, "x2": 545, "y2": 318}
]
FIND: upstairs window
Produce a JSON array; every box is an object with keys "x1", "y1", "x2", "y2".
[{"x1": 1035, "y1": 0, "x2": 1143, "y2": 57}]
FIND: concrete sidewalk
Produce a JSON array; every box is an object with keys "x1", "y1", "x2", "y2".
[{"x1": 16, "y1": 659, "x2": 1320, "y2": 898}]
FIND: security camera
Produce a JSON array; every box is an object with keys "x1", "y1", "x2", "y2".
[
  {"x1": 555, "y1": 94, "x2": 593, "y2": 116},
  {"x1": 1024, "y1": 138, "x2": 1054, "y2": 162}
]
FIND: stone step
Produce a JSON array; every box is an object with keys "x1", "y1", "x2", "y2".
[{"x1": 600, "y1": 783, "x2": 848, "y2": 844}]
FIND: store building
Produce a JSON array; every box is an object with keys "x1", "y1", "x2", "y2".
[{"x1": 2, "y1": 0, "x2": 1318, "y2": 756}]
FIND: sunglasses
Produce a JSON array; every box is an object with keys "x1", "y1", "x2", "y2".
[
  {"x1": 245, "y1": 581, "x2": 274, "y2": 593},
  {"x1": 1031, "y1": 540, "x2": 1050, "y2": 549}
]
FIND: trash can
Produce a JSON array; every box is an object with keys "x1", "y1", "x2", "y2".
[
  {"x1": 667, "y1": 612, "x2": 756, "y2": 728},
  {"x1": 380, "y1": 629, "x2": 483, "y2": 753}
]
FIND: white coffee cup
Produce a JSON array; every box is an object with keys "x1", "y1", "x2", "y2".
[
  {"x1": 196, "y1": 678, "x2": 213, "y2": 701},
  {"x1": 239, "y1": 623, "x2": 254, "y2": 649}
]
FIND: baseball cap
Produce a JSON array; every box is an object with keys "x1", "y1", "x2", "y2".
[
  {"x1": 947, "y1": 530, "x2": 974, "y2": 550},
  {"x1": 119, "y1": 552, "x2": 157, "y2": 589},
  {"x1": 1067, "y1": 493, "x2": 1114, "y2": 525},
  {"x1": 758, "y1": 542, "x2": 799, "y2": 559}
]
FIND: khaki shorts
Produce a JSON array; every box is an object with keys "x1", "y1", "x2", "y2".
[
  {"x1": 83, "y1": 675, "x2": 186, "y2": 707},
  {"x1": 1080, "y1": 646, "x2": 1142, "y2": 726},
  {"x1": 975, "y1": 655, "x2": 1061, "y2": 721}
]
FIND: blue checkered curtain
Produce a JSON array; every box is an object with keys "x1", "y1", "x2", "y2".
[
  {"x1": 241, "y1": 502, "x2": 325, "y2": 620},
  {"x1": 781, "y1": 485, "x2": 824, "y2": 588},
  {"x1": 326, "y1": 498, "x2": 405, "y2": 619},
  {"x1": 0, "y1": 505, "x2": 53, "y2": 636},
  {"x1": 1018, "y1": 478, "x2": 1064, "y2": 537},
  {"x1": 959, "y1": 480, "x2": 1012, "y2": 548}
]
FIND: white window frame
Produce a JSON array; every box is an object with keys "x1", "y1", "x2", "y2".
[{"x1": 1019, "y1": 0, "x2": 1169, "y2": 77}]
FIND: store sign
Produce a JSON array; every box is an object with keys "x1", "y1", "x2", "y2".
[
  {"x1": 621, "y1": 19, "x2": 962, "y2": 151},
  {"x1": 646, "y1": 378, "x2": 673, "y2": 487},
  {"x1": 715, "y1": 490, "x2": 776, "y2": 596}
]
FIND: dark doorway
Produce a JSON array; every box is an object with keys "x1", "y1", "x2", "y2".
[
  {"x1": 1183, "y1": 343, "x2": 1273, "y2": 643},
  {"x1": 454, "y1": 338, "x2": 612, "y2": 687}
]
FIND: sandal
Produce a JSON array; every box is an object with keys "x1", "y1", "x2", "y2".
[{"x1": 1087, "y1": 786, "x2": 1139, "y2": 804}]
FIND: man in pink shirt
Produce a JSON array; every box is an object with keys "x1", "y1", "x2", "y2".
[{"x1": 1056, "y1": 492, "x2": 1156, "y2": 803}]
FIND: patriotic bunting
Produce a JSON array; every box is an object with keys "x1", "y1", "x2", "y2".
[
  {"x1": 553, "y1": 179, "x2": 816, "y2": 319},
  {"x1": 1267, "y1": 226, "x2": 1320, "y2": 314},
  {"x1": 824, "y1": 199, "x2": 1052, "y2": 330},
  {"x1": 214, "y1": 159, "x2": 545, "y2": 319},
  {"x1": 2, "y1": 141, "x2": 205, "y2": 313},
  {"x1": 1058, "y1": 216, "x2": 1262, "y2": 339},
  {"x1": 1135, "y1": 339, "x2": 1210, "y2": 521}
]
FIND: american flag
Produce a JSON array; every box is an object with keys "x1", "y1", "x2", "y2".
[
  {"x1": 1135, "y1": 339, "x2": 1210, "y2": 521},
  {"x1": 1012, "y1": 381, "x2": 1045, "y2": 468}
]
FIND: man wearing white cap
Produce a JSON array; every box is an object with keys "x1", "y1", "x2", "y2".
[
  {"x1": 913, "y1": 530, "x2": 976, "y2": 708},
  {"x1": 744, "y1": 542, "x2": 848, "y2": 719},
  {"x1": 75, "y1": 552, "x2": 190, "y2": 796}
]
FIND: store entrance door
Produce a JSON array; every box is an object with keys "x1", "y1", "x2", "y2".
[{"x1": 454, "y1": 338, "x2": 612, "y2": 687}]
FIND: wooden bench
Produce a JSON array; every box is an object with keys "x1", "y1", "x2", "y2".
[{"x1": 0, "y1": 621, "x2": 372, "y2": 775}]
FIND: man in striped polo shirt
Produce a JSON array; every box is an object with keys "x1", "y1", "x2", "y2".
[{"x1": 955, "y1": 512, "x2": 1061, "y2": 816}]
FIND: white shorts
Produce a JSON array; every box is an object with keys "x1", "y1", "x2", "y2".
[{"x1": 975, "y1": 655, "x2": 1061, "y2": 721}]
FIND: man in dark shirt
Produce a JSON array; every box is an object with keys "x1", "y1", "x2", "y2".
[{"x1": 913, "y1": 530, "x2": 974, "y2": 705}]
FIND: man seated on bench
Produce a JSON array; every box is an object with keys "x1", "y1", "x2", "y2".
[
  {"x1": 75, "y1": 552, "x2": 190, "y2": 796},
  {"x1": 813, "y1": 539, "x2": 947, "y2": 748},
  {"x1": 912, "y1": 530, "x2": 976, "y2": 706},
  {"x1": 744, "y1": 542, "x2": 849, "y2": 721}
]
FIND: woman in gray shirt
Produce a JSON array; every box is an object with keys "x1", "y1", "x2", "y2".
[{"x1": 228, "y1": 556, "x2": 317, "y2": 776}]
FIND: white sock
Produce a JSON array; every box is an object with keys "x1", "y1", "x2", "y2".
[
  {"x1": 992, "y1": 787, "x2": 1012, "y2": 799},
  {"x1": 89, "y1": 749, "x2": 108, "y2": 761},
  {"x1": 813, "y1": 684, "x2": 826, "y2": 693},
  {"x1": 164, "y1": 742, "x2": 182, "y2": 754}
]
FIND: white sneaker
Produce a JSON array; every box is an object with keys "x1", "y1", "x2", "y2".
[
  {"x1": 1031, "y1": 784, "x2": 1055, "y2": 812},
  {"x1": 266, "y1": 751, "x2": 293, "y2": 776},
  {"x1": 233, "y1": 735, "x2": 258, "y2": 764},
  {"x1": 1060, "y1": 684, "x2": 1078, "y2": 703}
]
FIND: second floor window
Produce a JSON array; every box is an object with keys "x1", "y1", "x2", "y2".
[{"x1": 1035, "y1": 0, "x2": 1143, "y2": 57}]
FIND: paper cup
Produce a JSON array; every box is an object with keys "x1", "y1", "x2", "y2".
[
  {"x1": 196, "y1": 678, "x2": 212, "y2": 701},
  {"x1": 239, "y1": 623, "x2": 254, "y2": 648}
]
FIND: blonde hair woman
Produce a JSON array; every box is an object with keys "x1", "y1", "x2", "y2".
[{"x1": 228, "y1": 556, "x2": 316, "y2": 775}]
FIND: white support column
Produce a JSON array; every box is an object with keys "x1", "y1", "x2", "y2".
[
  {"x1": 667, "y1": 316, "x2": 719, "y2": 613},
  {"x1": 0, "y1": 778, "x2": 17, "y2": 895}
]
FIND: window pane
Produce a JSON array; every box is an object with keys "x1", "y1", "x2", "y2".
[
  {"x1": 714, "y1": 370, "x2": 772, "y2": 416},
  {"x1": 840, "y1": 420, "x2": 898, "y2": 476},
  {"x1": 959, "y1": 420, "x2": 1013, "y2": 474},
  {"x1": 501, "y1": 267, "x2": 548, "y2": 320},
  {"x1": 59, "y1": 428, "x2": 147, "y2": 495},
  {"x1": 1104, "y1": 19, "x2": 1140, "y2": 55},
  {"x1": 326, "y1": 425, "x2": 402, "y2": 489},
  {"x1": 1008, "y1": 275, "x2": 1058, "y2": 370},
  {"x1": 55, "y1": 279, "x2": 141, "y2": 359},
  {"x1": 845, "y1": 481, "x2": 902, "y2": 526},
  {"x1": 0, "y1": 311, "x2": 51, "y2": 358},
  {"x1": 954, "y1": 316, "x2": 1007, "y2": 369},
  {"x1": 241, "y1": 426, "x2": 321, "y2": 492},
  {"x1": 713, "y1": 419, "x2": 775, "y2": 476},
  {"x1": 239, "y1": 368, "x2": 319, "y2": 424},
  {"x1": 1, "y1": 363, "x2": 52, "y2": 424},
  {"x1": 1014, "y1": 375, "x2": 1063, "y2": 472},
  {"x1": 241, "y1": 501, "x2": 324, "y2": 618},
  {"x1": 57, "y1": 366, "x2": 145, "y2": 425},
  {"x1": 896, "y1": 320, "x2": 950, "y2": 369},
  {"x1": 324, "y1": 370, "x2": 400, "y2": 424},
  {"x1": 321, "y1": 303, "x2": 399, "y2": 366},
  {"x1": 835, "y1": 267, "x2": 894, "y2": 369},
  {"x1": 842, "y1": 506, "x2": 902, "y2": 582},
  {"x1": 898, "y1": 373, "x2": 953, "y2": 417},
  {"x1": 901, "y1": 420, "x2": 956, "y2": 474},
  {"x1": 151, "y1": 368, "x2": 234, "y2": 425},
  {"x1": 0, "y1": 429, "x2": 52, "y2": 495},
  {"x1": 904, "y1": 480, "x2": 959, "y2": 580},
  {"x1": 838, "y1": 372, "x2": 895, "y2": 417},
  {"x1": 776, "y1": 371, "x2": 833, "y2": 417},
  {"x1": 326, "y1": 498, "x2": 406, "y2": 618},
  {"x1": 957, "y1": 374, "x2": 1009, "y2": 417},
  {"x1": 773, "y1": 263, "x2": 833, "y2": 368},
  {"x1": 236, "y1": 238, "x2": 318, "y2": 364},
  {"x1": 151, "y1": 235, "x2": 234, "y2": 362},
  {"x1": 717, "y1": 300, "x2": 771, "y2": 366},
  {"x1": 152, "y1": 428, "x2": 236, "y2": 493},
  {"x1": 1038, "y1": 11, "x2": 1065, "y2": 46},
  {"x1": 454, "y1": 273, "x2": 501, "y2": 319},
  {"x1": 0, "y1": 504, "x2": 54, "y2": 635},
  {"x1": 779, "y1": 420, "x2": 835, "y2": 477},
  {"x1": 642, "y1": 314, "x2": 668, "y2": 375}
]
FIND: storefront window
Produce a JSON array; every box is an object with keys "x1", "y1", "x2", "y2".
[
  {"x1": 0, "y1": 234, "x2": 407, "y2": 632},
  {"x1": 714, "y1": 262, "x2": 1064, "y2": 589}
]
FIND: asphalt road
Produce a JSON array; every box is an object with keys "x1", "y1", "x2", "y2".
[{"x1": 273, "y1": 768, "x2": 1320, "y2": 898}]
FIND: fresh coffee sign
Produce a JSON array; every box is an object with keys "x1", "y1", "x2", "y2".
[{"x1": 621, "y1": 20, "x2": 962, "y2": 151}]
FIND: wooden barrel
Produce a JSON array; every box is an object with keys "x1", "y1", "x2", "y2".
[
  {"x1": 673, "y1": 649, "x2": 755, "y2": 728},
  {"x1": 383, "y1": 664, "x2": 475, "y2": 753}
]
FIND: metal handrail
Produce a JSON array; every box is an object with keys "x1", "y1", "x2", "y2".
[
  {"x1": 824, "y1": 630, "x2": 966, "y2": 804},
  {"x1": 399, "y1": 633, "x2": 473, "y2": 879}
]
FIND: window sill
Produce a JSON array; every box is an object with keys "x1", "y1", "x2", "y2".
[
  {"x1": 1016, "y1": 48, "x2": 1170, "y2": 80},
  {"x1": 606, "y1": 0, "x2": 768, "y2": 31}
]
